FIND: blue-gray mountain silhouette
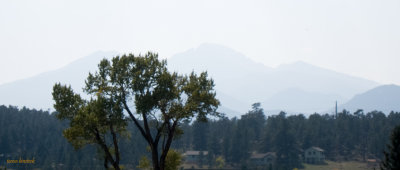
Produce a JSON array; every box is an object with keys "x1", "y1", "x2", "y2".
[
  {"x1": 340, "y1": 84, "x2": 400, "y2": 114},
  {"x1": 0, "y1": 44, "x2": 384, "y2": 117}
]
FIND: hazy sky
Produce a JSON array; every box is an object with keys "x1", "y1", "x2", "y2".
[{"x1": 1, "y1": 0, "x2": 399, "y2": 85}]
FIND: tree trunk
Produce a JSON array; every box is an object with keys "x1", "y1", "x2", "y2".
[
  {"x1": 94, "y1": 128, "x2": 120, "y2": 170},
  {"x1": 151, "y1": 142, "x2": 161, "y2": 170}
]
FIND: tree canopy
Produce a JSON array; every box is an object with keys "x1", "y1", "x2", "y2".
[
  {"x1": 83, "y1": 52, "x2": 220, "y2": 170},
  {"x1": 1, "y1": 105, "x2": 400, "y2": 169},
  {"x1": 52, "y1": 83, "x2": 127, "y2": 169},
  {"x1": 381, "y1": 125, "x2": 400, "y2": 170}
]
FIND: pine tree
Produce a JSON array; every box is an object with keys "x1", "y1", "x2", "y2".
[{"x1": 381, "y1": 125, "x2": 400, "y2": 170}]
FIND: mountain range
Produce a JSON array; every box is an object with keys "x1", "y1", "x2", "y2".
[
  {"x1": 0, "y1": 51, "x2": 118, "y2": 111},
  {"x1": 339, "y1": 84, "x2": 400, "y2": 114},
  {"x1": 1, "y1": 44, "x2": 399, "y2": 117},
  {"x1": 168, "y1": 44, "x2": 380, "y2": 115}
]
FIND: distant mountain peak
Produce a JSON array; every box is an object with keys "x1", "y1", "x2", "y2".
[
  {"x1": 168, "y1": 43, "x2": 272, "y2": 76},
  {"x1": 341, "y1": 84, "x2": 400, "y2": 113},
  {"x1": 172, "y1": 43, "x2": 257, "y2": 64},
  {"x1": 66, "y1": 51, "x2": 119, "y2": 67},
  {"x1": 0, "y1": 45, "x2": 384, "y2": 117},
  {"x1": 195, "y1": 43, "x2": 242, "y2": 55},
  {"x1": 196, "y1": 43, "x2": 230, "y2": 50}
]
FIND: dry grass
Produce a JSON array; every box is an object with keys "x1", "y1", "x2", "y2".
[{"x1": 301, "y1": 160, "x2": 378, "y2": 170}]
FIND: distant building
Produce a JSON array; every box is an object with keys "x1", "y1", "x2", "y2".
[
  {"x1": 304, "y1": 147, "x2": 325, "y2": 164},
  {"x1": 183, "y1": 150, "x2": 208, "y2": 164},
  {"x1": 367, "y1": 159, "x2": 379, "y2": 169},
  {"x1": 249, "y1": 152, "x2": 276, "y2": 168}
]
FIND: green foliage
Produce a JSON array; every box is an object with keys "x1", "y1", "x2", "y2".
[
  {"x1": 53, "y1": 74, "x2": 128, "y2": 169},
  {"x1": 271, "y1": 112, "x2": 302, "y2": 170},
  {"x1": 192, "y1": 120, "x2": 209, "y2": 150},
  {"x1": 215, "y1": 156, "x2": 225, "y2": 169},
  {"x1": 85, "y1": 53, "x2": 220, "y2": 121},
  {"x1": 230, "y1": 103, "x2": 266, "y2": 163},
  {"x1": 137, "y1": 156, "x2": 151, "y2": 170},
  {"x1": 84, "y1": 52, "x2": 220, "y2": 170},
  {"x1": 53, "y1": 84, "x2": 127, "y2": 149},
  {"x1": 381, "y1": 125, "x2": 400, "y2": 170},
  {"x1": 2, "y1": 101, "x2": 400, "y2": 169},
  {"x1": 0, "y1": 105, "x2": 105, "y2": 169},
  {"x1": 165, "y1": 149, "x2": 182, "y2": 170},
  {"x1": 137, "y1": 149, "x2": 181, "y2": 170}
]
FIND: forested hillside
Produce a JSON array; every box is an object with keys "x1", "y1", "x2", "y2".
[
  {"x1": 174, "y1": 104, "x2": 400, "y2": 169},
  {"x1": 0, "y1": 105, "x2": 147, "y2": 169},
  {"x1": 1, "y1": 104, "x2": 399, "y2": 169}
]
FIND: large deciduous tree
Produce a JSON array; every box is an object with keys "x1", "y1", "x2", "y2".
[{"x1": 84, "y1": 52, "x2": 220, "y2": 170}]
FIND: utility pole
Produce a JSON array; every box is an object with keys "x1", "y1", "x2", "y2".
[{"x1": 335, "y1": 101, "x2": 338, "y2": 118}]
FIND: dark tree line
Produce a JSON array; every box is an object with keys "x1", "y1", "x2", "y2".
[
  {"x1": 0, "y1": 105, "x2": 148, "y2": 170},
  {"x1": 381, "y1": 125, "x2": 400, "y2": 170},
  {"x1": 173, "y1": 105, "x2": 400, "y2": 169},
  {"x1": 1, "y1": 104, "x2": 400, "y2": 169}
]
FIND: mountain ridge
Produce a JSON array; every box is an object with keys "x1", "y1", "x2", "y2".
[
  {"x1": 0, "y1": 44, "x2": 385, "y2": 117},
  {"x1": 339, "y1": 84, "x2": 400, "y2": 113},
  {"x1": 168, "y1": 43, "x2": 379, "y2": 115},
  {"x1": 0, "y1": 51, "x2": 118, "y2": 110}
]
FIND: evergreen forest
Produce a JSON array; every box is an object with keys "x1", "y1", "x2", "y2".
[{"x1": 1, "y1": 104, "x2": 399, "y2": 169}]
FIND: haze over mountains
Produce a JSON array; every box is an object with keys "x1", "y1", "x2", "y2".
[
  {"x1": 0, "y1": 43, "x2": 398, "y2": 117},
  {"x1": 0, "y1": 51, "x2": 118, "y2": 111},
  {"x1": 339, "y1": 84, "x2": 400, "y2": 114},
  {"x1": 168, "y1": 44, "x2": 380, "y2": 115}
]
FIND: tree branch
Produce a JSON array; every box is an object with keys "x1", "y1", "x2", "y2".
[
  {"x1": 122, "y1": 99, "x2": 149, "y2": 143},
  {"x1": 160, "y1": 120, "x2": 178, "y2": 168},
  {"x1": 110, "y1": 124, "x2": 120, "y2": 165},
  {"x1": 93, "y1": 128, "x2": 119, "y2": 170},
  {"x1": 142, "y1": 112, "x2": 154, "y2": 143},
  {"x1": 155, "y1": 120, "x2": 169, "y2": 148}
]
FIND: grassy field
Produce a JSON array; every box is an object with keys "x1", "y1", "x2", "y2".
[{"x1": 301, "y1": 160, "x2": 378, "y2": 170}]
